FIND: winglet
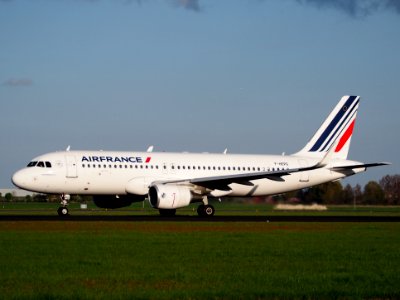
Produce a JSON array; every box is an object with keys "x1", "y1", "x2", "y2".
[{"x1": 146, "y1": 145, "x2": 154, "y2": 153}]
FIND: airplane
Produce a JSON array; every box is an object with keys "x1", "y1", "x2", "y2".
[{"x1": 11, "y1": 95, "x2": 389, "y2": 217}]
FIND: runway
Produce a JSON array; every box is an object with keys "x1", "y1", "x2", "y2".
[{"x1": 1, "y1": 214, "x2": 399, "y2": 222}]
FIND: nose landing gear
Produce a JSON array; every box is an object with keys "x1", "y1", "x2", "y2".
[{"x1": 57, "y1": 194, "x2": 70, "y2": 216}]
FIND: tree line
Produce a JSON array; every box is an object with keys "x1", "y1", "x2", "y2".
[{"x1": 277, "y1": 174, "x2": 400, "y2": 205}]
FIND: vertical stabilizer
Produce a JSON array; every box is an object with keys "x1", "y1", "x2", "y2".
[{"x1": 294, "y1": 95, "x2": 360, "y2": 160}]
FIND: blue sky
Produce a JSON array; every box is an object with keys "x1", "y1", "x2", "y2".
[{"x1": 0, "y1": 0, "x2": 399, "y2": 188}]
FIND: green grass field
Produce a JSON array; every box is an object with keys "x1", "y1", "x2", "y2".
[{"x1": 0, "y1": 217, "x2": 399, "y2": 299}]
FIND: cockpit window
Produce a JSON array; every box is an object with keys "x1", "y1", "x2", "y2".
[
  {"x1": 27, "y1": 161, "x2": 38, "y2": 167},
  {"x1": 27, "y1": 160, "x2": 52, "y2": 168}
]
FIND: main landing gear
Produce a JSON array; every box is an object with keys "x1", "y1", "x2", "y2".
[
  {"x1": 197, "y1": 204, "x2": 215, "y2": 217},
  {"x1": 197, "y1": 196, "x2": 215, "y2": 217},
  {"x1": 57, "y1": 194, "x2": 70, "y2": 217}
]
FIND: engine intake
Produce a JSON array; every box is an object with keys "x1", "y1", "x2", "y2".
[{"x1": 148, "y1": 184, "x2": 192, "y2": 209}]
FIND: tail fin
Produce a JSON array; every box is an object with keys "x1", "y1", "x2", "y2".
[{"x1": 294, "y1": 95, "x2": 360, "y2": 160}]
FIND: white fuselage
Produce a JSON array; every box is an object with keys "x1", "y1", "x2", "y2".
[{"x1": 12, "y1": 150, "x2": 362, "y2": 197}]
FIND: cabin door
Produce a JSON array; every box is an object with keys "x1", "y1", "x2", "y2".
[{"x1": 65, "y1": 155, "x2": 78, "y2": 178}]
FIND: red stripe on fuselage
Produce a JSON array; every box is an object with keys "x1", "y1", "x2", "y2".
[
  {"x1": 335, "y1": 119, "x2": 355, "y2": 152},
  {"x1": 145, "y1": 157, "x2": 151, "y2": 163}
]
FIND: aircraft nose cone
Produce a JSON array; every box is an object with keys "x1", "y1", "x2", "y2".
[{"x1": 12, "y1": 170, "x2": 27, "y2": 189}]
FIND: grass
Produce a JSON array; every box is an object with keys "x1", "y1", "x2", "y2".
[{"x1": 0, "y1": 220, "x2": 399, "y2": 299}]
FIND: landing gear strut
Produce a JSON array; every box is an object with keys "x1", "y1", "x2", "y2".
[{"x1": 58, "y1": 194, "x2": 70, "y2": 217}]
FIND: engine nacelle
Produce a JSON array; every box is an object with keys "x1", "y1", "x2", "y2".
[
  {"x1": 93, "y1": 195, "x2": 145, "y2": 209},
  {"x1": 148, "y1": 184, "x2": 192, "y2": 209}
]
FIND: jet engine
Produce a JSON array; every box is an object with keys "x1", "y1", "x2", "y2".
[
  {"x1": 93, "y1": 195, "x2": 145, "y2": 209},
  {"x1": 148, "y1": 184, "x2": 192, "y2": 209}
]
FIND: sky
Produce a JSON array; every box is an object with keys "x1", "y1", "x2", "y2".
[{"x1": 0, "y1": 0, "x2": 399, "y2": 189}]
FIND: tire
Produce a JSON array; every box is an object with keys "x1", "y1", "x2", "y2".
[
  {"x1": 197, "y1": 205, "x2": 205, "y2": 217},
  {"x1": 57, "y1": 207, "x2": 69, "y2": 216},
  {"x1": 203, "y1": 205, "x2": 215, "y2": 217},
  {"x1": 197, "y1": 204, "x2": 215, "y2": 217}
]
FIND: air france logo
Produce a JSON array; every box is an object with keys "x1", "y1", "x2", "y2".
[{"x1": 82, "y1": 156, "x2": 151, "y2": 163}]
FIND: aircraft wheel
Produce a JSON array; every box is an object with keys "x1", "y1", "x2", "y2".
[
  {"x1": 57, "y1": 207, "x2": 69, "y2": 216},
  {"x1": 159, "y1": 209, "x2": 176, "y2": 217},
  {"x1": 197, "y1": 204, "x2": 215, "y2": 217},
  {"x1": 197, "y1": 205, "x2": 205, "y2": 216},
  {"x1": 203, "y1": 205, "x2": 215, "y2": 217}
]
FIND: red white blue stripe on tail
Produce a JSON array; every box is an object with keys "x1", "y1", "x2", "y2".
[{"x1": 295, "y1": 96, "x2": 360, "y2": 160}]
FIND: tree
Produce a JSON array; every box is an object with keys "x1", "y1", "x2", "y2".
[
  {"x1": 322, "y1": 181, "x2": 343, "y2": 204},
  {"x1": 342, "y1": 184, "x2": 354, "y2": 205},
  {"x1": 379, "y1": 175, "x2": 400, "y2": 205},
  {"x1": 363, "y1": 181, "x2": 385, "y2": 205},
  {"x1": 5, "y1": 193, "x2": 13, "y2": 202},
  {"x1": 353, "y1": 184, "x2": 363, "y2": 205}
]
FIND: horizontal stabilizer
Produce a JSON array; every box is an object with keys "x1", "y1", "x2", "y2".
[{"x1": 330, "y1": 162, "x2": 391, "y2": 171}]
